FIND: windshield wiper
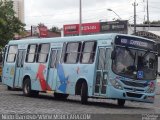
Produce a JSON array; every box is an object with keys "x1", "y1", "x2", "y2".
[
  {"x1": 142, "y1": 50, "x2": 150, "y2": 58},
  {"x1": 125, "y1": 47, "x2": 137, "y2": 71},
  {"x1": 126, "y1": 47, "x2": 135, "y2": 59}
]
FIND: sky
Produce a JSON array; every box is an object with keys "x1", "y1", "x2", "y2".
[{"x1": 24, "y1": 0, "x2": 160, "y2": 29}]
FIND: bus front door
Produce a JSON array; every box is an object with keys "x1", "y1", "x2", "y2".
[
  {"x1": 47, "y1": 49, "x2": 61, "y2": 90},
  {"x1": 14, "y1": 50, "x2": 25, "y2": 87},
  {"x1": 94, "y1": 47, "x2": 109, "y2": 96}
]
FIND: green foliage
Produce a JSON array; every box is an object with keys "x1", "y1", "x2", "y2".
[
  {"x1": 49, "y1": 26, "x2": 61, "y2": 33},
  {"x1": 0, "y1": 0, "x2": 25, "y2": 47}
]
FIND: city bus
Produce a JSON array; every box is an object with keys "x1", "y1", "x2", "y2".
[
  {"x1": 2, "y1": 33, "x2": 158, "y2": 106},
  {"x1": 0, "y1": 48, "x2": 4, "y2": 82}
]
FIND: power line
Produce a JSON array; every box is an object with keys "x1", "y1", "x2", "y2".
[
  {"x1": 25, "y1": 8, "x2": 108, "y2": 18},
  {"x1": 25, "y1": 4, "x2": 136, "y2": 18},
  {"x1": 25, "y1": 1, "x2": 160, "y2": 28}
]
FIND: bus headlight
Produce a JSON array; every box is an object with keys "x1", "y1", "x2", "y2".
[
  {"x1": 110, "y1": 79, "x2": 123, "y2": 90},
  {"x1": 146, "y1": 81, "x2": 155, "y2": 93}
]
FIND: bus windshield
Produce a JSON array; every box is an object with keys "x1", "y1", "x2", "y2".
[{"x1": 112, "y1": 46, "x2": 157, "y2": 80}]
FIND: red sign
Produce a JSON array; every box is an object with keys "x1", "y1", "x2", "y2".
[
  {"x1": 38, "y1": 26, "x2": 48, "y2": 37},
  {"x1": 63, "y1": 22, "x2": 100, "y2": 35},
  {"x1": 64, "y1": 24, "x2": 79, "y2": 35}
]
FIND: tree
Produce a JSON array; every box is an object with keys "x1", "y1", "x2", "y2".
[
  {"x1": 38, "y1": 23, "x2": 45, "y2": 27},
  {"x1": 0, "y1": 0, "x2": 25, "y2": 47},
  {"x1": 50, "y1": 26, "x2": 61, "y2": 33}
]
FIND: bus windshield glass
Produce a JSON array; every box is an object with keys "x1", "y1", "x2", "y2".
[{"x1": 112, "y1": 46, "x2": 157, "y2": 80}]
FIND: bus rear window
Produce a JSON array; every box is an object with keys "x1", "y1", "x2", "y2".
[{"x1": 6, "y1": 45, "x2": 18, "y2": 63}]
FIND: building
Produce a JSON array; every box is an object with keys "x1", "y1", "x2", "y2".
[
  {"x1": 3, "y1": 0, "x2": 24, "y2": 23},
  {"x1": 129, "y1": 24, "x2": 160, "y2": 42},
  {"x1": 12, "y1": 0, "x2": 24, "y2": 23}
]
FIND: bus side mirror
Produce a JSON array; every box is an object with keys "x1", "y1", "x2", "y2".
[{"x1": 111, "y1": 50, "x2": 116, "y2": 60}]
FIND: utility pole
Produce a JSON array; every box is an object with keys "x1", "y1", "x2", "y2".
[
  {"x1": 79, "y1": 0, "x2": 82, "y2": 35},
  {"x1": 147, "y1": 0, "x2": 150, "y2": 30},
  {"x1": 133, "y1": 1, "x2": 138, "y2": 34}
]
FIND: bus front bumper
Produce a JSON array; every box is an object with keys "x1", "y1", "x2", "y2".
[{"x1": 107, "y1": 85, "x2": 155, "y2": 103}]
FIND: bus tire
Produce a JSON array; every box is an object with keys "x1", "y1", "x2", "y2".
[
  {"x1": 7, "y1": 86, "x2": 12, "y2": 90},
  {"x1": 117, "y1": 99, "x2": 125, "y2": 107},
  {"x1": 23, "y1": 78, "x2": 32, "y2": 97},
  {"x1": 54, "y1": 93, "x2": 69, "y2": 100},
  {"x1": 81, "y1": 82, "x2": 88, "y2": 104},
  {"x1": 32, "y1": 90, "x2": 39, "y2": 96}
]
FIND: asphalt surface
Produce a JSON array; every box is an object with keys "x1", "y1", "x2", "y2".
[
  {"x1": 156, "y1": 77, "x2": 160, "y2": 95},
  {"x1": 0, "y1": 83, "x2": 160, "y2": 120}
]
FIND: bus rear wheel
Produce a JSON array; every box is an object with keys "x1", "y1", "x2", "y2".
[
  {"x1": 117, "y1": 99, "x2": 125, "y2": 107},
  {"x1": 23, "y1": 78, "x2": 39, "y2": 97},
  {"x1": 81, "y1": 82, "x2": 88, "y2": 104},
  {"x1": 54, "y1": 93, "x2": 69, "y2": 99},
  {"x1": 23, "y1": 78, "x2": 32, "y2": 97},
  {"x1": 7, "y1": 86, "x2": 12, "y2": 90}
]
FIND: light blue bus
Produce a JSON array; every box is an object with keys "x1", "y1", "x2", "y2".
[{"x1": 2, "y1": 33, "x2": 158, "y2": 106}]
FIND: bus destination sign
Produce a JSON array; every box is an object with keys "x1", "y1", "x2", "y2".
[
  {"x1": 121, "y1": 38, "x2": 148, "y2": 48},
  {"x1": 115, "y1": 35, "x2": 156, "y2": 51}
]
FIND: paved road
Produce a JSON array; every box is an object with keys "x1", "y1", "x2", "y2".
[
  {"x1": 156, "y1": 77, "x2": 160, "y2": 95},
  {"x1": 0, "y1": 83, "x2": 160, "y2": 120}
]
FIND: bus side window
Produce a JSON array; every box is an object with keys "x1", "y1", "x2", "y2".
[
  {"x1": 80, "y1": 41, "x2": 97, "y2": 64},
  {"x1": 55, "y1": 50, "x2": 61, "y2": 68},
  {"x1": 50, "y1": 50, "x2": 61, "y2": 68},
  {"x1": 50, "y1": 50, "x2": 57, "y2": 68},
  {"x1": 61, "y1": 43, "x2": 66, "y2": 63},
  {"x1": 26, "y1": 44, "x2": 37, "y2": 63},
  {"x1": 37, "y1": 43, "x2": 50, "y2": 63},
  {"x1": 98, "y1": 48, "x2": 110, "y2": 70},
  {"x1": 6, "y1": 45, "x2": 18, "y2": 63},
  {"x1": 63, "y1": 42, "x2": 81, "y2": 64}
]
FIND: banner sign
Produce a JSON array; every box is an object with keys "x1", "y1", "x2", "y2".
[
  {"x1": 63, "y1": 22, "x2": 100, "y2": 36},
  {"x1": 100, "y1": 20, "x2": 128, "y2": 34},
  {"x1": 81, "y1": 22, "x2": 100, "y2": 34},
  {"x1": 38, "y1": 26, "x2": 48, "y2": 38},
  {"x1": 63, "y1": 20, "x2": 128, "y2": 36}
]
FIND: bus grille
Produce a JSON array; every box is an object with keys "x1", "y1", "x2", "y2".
[
  {"x1": 126, "y1": 92, "x2": 143, "y2": 98},
  {"x1": 121, "y1": 80, "x2": 148, "y2": 87},
  {"x1": 124, "y1": 87, "x2": 145, "y2": 92}
]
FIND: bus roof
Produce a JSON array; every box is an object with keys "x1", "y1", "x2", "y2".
[{"x1": 8, "y1": 33, "x2": 156, "y2": 45}]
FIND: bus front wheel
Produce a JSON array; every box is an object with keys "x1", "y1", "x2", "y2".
[
  {"x1": 81, "y1": 82, "x2": 88, "y2": 104},
  {"x1": 117, "y1": 99, "x2": 125, "y2": 107}
]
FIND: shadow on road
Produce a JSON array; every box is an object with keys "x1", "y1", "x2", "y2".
[{"x1": 10, "y1": 92, "x2": 151, "y2": 110}]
